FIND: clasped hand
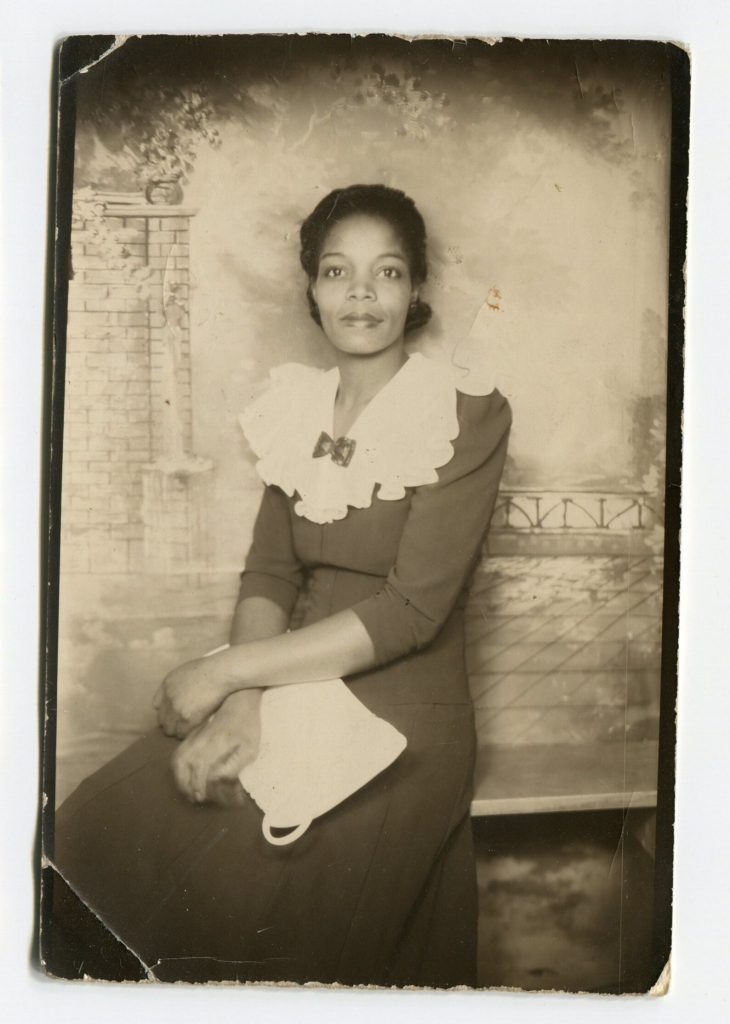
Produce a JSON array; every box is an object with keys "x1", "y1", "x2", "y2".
[
  {"x1": 171, "y1": 690, "x2": 262, "y2": 805},
  {"x1": 153, "y1": 654, "x2": 262, "y2": 805},
  {"x1": 153, "y1": 657, "x2": 227, "y2": 739}
]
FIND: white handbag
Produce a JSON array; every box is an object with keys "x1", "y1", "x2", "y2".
[{"x1": 204, "y1": 648, "x2": 407, "y2": 846}]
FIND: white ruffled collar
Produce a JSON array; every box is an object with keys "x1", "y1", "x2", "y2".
[{"x1": 239, "y1": 352, "x2": 491, "y2": 525}]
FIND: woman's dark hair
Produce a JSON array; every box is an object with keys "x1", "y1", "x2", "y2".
[{"x1": 299, "y1": 184, "x2": 432, "y2": 334}]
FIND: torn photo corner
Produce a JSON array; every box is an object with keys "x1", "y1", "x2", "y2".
[{"x1": 40, "y1": 33, "x2": 687, "y2": 991}]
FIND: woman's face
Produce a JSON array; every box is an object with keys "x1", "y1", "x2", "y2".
[{"x1": 311, "y1": 214, "x2": 417, "y2": 358}]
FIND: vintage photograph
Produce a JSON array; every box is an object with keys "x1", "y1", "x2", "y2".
[{"x1": 40, "y1": 35, "x2": 686, "y2": 992}]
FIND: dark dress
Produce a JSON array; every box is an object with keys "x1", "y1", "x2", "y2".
[{"x1": 53, "y1": 385, "x2": 511, "y2": 987}]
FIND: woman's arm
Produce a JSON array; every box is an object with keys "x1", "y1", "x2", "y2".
[
  {"x1": 229, "y1": 593, "x2": 290, "y2": 645},
  {"x1": 189, "y1": 592, "x2": 293, "y2": 726},
  {"x1": 156, "y1": 609, "x2": 375, "y2": 738},
  {"x1": 156, "y1": 390, "x2": 511, "y2": 738},
  {"x1": 227, "y1": 606, "x2": 376, "y2": 685}
]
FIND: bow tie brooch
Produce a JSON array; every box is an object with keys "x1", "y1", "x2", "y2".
[{"x1": 312, "y1": 431, "x2": 357, "y2": 468}]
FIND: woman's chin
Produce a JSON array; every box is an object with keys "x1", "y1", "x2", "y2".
[{"x1": 325, "y1": 331, "x2": 405, "y2": 359}]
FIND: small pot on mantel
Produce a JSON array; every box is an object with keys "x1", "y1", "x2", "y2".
[{"x1": 145, "y1": 176, "x2": 184, "y2": 206}]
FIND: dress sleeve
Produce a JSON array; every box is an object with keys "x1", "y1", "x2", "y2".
[
  {"x1": 350, "y1": 389, "x2": 511, "y2": 665},
  {"x1": 236, "y1": 484, "x2": 304, "y2": 619}
]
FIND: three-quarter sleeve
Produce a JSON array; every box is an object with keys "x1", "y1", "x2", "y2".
[
  {"x1": 237, "y1": 483, "x2": 304, "y2": 619},
  {"x1": 350, "y1": 389, "x2": 511, "y2": 665}
]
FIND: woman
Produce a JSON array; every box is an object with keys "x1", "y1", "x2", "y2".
[{"x1": 54, "y1": 184, "x2": 511, "y2": 987}]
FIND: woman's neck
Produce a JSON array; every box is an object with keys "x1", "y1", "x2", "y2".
[
  {"x1": 336, "y1": 345, "x2": 407, "y2": 404},
  {"x1": 333, "y1": 346, "x2": 408, "y2": 437}
]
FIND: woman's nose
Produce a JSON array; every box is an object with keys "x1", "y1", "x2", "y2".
[{"x1": 347, "y1": 274, "x2": 375, "y2": 300}]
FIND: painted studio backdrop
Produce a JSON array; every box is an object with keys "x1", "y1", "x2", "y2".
[{"x1": 54, "y1": 37, "x2": 672, "y2": 990}]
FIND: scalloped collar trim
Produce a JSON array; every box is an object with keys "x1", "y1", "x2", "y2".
[{"x1": 240, "y1": 353, "x2": 474, "y2": 525}]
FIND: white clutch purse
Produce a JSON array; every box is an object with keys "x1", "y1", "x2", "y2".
[{"x1": 204, "y1": 647, "x2": 407, "y2": 846}]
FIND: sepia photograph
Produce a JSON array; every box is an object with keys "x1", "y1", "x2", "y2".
[{"x1": 39, "y1": 34, "x2": 686, "y2": 992}]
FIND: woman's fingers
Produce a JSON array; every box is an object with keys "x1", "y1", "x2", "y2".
[
  {"x1": 171, "y1": 742, "x2": 196, "y2": 802},
  {"x1": 156, "y1": 693, "x2": 193, "y2": 739},
  {"x1": 189, "y1": 748, "x2": 212, "y2": 803},
  {"x1": 206, "y1": 777, "x2": 247, "y2": 807},
  {"x1": 170, "y1": 715, "x2": 256, "y2": 806},
  {"x1": 213, "y1": 735, "x2": 257, "y2": 776},
  {"x1": 172, "y1": 724, "x2": 212, "y2": 802},
  {"x1": 175, "y1": 717, "x2": 192, "y2": 740},
  {"x1": 158, "y1": 701, "x2": 179, "y2": 737},
  {"x1": 158, "y1": 704, "x2": 172, "y2": 735},
  {"x1": 171, "y1": 725, "x2": 228, "y2": 803}
]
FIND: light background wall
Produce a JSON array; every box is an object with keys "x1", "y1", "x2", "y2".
[{"x1": 74, "y1": 37, "x2": 671, "y2": 572}]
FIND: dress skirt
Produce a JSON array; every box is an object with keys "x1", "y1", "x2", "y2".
[{"x1": 53, "y1": 569, "x2": 479, "y2": 988}]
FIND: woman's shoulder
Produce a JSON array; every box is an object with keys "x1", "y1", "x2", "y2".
[
  {"x1": 376, "y1": 354, "x2": 510, "y2": 492},
  {"x1": 410, "y1": 386, "x2": 510, "y2": 494},
  {"x1": 410, "y1": 352, "x2": 511, "y2": 440},
  {"x1": 455, "y1": 386, "x2": 512, "y2": 434},
  {"x1": 426, "y1": 388, "x2": 510, "y2": 484}
]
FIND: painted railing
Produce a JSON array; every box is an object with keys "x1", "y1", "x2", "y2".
[{"x1": 491, "y1": 490, "x2": 662, "y2": 533}]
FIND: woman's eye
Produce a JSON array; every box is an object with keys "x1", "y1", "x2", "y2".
[
  {"x1": 323, "y1": 266, "x2": 345, "y2": 278},
  {"x1": 379, "y1": 267, "x2": 402, "y2": 279}
]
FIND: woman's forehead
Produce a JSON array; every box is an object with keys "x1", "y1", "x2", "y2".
[{"x1": 320, "y1": 214, "x2": 406, "y2": 256}]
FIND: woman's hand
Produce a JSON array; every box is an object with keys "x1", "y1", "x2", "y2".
[
  {"x1": 171, "y1": 689, "x2": 263, "y2": 805},
  {"x1": 153, "y1": 657, "x2": 229, "y2": 739}
]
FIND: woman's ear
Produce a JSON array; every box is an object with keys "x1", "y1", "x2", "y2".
[{"x1": 306, "y1": 281, "x2": 322, "y2": 327}]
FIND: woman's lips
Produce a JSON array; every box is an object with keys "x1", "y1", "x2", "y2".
[{"x1": 341, "y1": 313, "x2": 383, "y2": 325}]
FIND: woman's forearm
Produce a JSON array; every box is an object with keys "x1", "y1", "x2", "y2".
[
  {"x1": 213, "y1": 609, "x2": 377, "y2": 698},
  {"x1": 212, "y1": 596, "x2": 290, "y2": 715}
]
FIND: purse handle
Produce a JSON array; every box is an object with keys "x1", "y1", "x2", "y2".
[{"x1": 262, "y1": 818, "x2": 312, "y2": 846}]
